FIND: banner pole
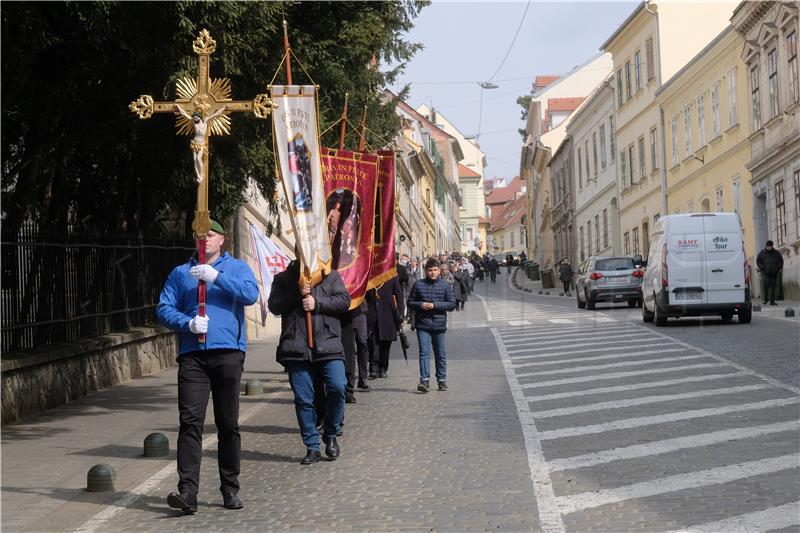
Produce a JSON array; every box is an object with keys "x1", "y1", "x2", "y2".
[
  {"x1": 338, "y1": 92, "x2": 349, "y2": 150},
  {"x1": 283, "y1": 20, "x2": 292, "y2": 85},
  {"x1": 358, "y1": 104, "x2": 368, "y2": 151}
]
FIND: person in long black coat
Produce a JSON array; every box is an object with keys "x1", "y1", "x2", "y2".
[
  {"x1": 452, "y1": 263, "x2": 469, "y2": 311},
  {"x1": 366, "y1": 274, "x2": 405, "y2": 378}
]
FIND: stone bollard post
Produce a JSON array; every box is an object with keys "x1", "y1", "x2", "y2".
[
  {"x1": 143, "y1": 432, "x2": 169, "y2": 457},
  {"x1": 245, "y1": 379, "x2": 263, "y2": 396},
  {"x1": 87, "y1": 464, "x2": 116, "y2": 492},
  {"x1": 785, "y1": 308, "x2": 796, "y2": 317}
]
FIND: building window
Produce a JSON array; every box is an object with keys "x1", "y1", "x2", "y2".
[
  {"x1": 794, "y1": 169, "x2": 800, "y2": 227},
  {"x1": 715, "y1": 186, "x2": 724, "y2": 212},
  {"x1": 638, "y1": 137, "x2": 646, "y2": 179},
  {"x1": 727, "y1": 68, "x2": 738, "y2": 128},
  {"x1": 632, "y1": 226, "x2": 640, "y2": 256},
  {"x1": 768, "y1": 48, "x2": 780, "y2": 119},
  {"x1": 697, "y1": 94, "x2": 706, "y2": 146},
  {"x1": 789, "y1": 31, "x2": 799, "y2": 105},
  {"x1": 586, "y1": 222, "x2": 592, "y2": 259},
  {"x1": 625, "y1": 60, "x2": 632, "y2": 99},
  {"x1": 467, "y1": 227, "x2": 474, "y2": 242},
  {"x1": 616, "y1": 68, "x2": 624, "y2": 107},
  {"x1": 619, "y1": 150, "x2": 627, "y2": 186},
  {"x1": 602, "y1": 209, "x2": 609, "y2": 248},
  {"x1": 776, "y1": 180, "x2": 786, "y2": 246},
  {"x1": 671, "y1": 115, "x2": 679, "y2": 166},
  {"x1": 751, "y1": 63, "x2": 762, "y2": 130},
  {"x1": 599, "y1": 124, "x2": 608, "y2": 170},
  {"x1": 730, "y1": 177, "x2": 741, "y2": 220},
  {"x1": 650, "y1": 127, "x2": 658, "y2": 172},
  {"x1": 592, "y1": 132, "x2": 599, "y2": 177},
  {"x1": 711, "y1": 82, "x2": 721, "y2": 138},
  {"x1": 623, "y1": 231, "x2": 630, "y2": 255},
  {"x1": 579, "y1": 226, "x2": 585, "y2": 262},
  {"x1": 634, "y1": 50, "x2": 643, "y2": 92},
  {"x1": 645, "y1": 37, "x2": 655, "y2": 81},
  {"x1": 510, "y1": 230, "x2": 515, "y2": 248},
  {"x1": 683, "y1": 104, "x2": 692, "y2": 157},
  {"x1": 585, "y1": 140, "x2": 590, "y2": 181},
  {"x1": 609, "y1": 116, "x2": 616, "y2": 158},
  {"x1": 577, "y1": 146, "x2": 583, "y2": 188},
  {"x1": 594, "y1": 214, "x2": 600, "y2": 253},
  {"x1": 628, "y1": 144, "x2": 635, "y2": 185}
]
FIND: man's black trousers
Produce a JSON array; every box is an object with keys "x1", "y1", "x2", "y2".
[
  {"x1": 177, "y1": 349, "x2": 244, "y2": 497},
  {"x1": 763, "y1": 272, "x2": 779, "y2": 303},
  {"x1": 343, "y1": 312, "x2": 369, "y2": 392}
]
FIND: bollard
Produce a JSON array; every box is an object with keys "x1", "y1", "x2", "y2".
[
  {"x1": 559, "y1": 292, "x2": 564, "y2": 297},
  {"x1": 143, "y1": 432, "x2": 169, "y2": 457},
  {"x1": 785, "y1": 308, "x2": 796, "y2": 317},
  {"x1": 753, "y1": 304, "x2": 762, "y2": 312},
  {"x1": 544, "y1": 292, "x2": 550, "y2": 296},
  {"x1": 87, "y1": 464, "x2": 116, "y2": 492},
  {"x1": 245, "y1": 379, "x2": 263, "y2": 396},
  {"x1": 538, "y1": 291, "x2": 543, "y2": 295}
]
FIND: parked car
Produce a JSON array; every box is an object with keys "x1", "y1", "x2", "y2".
[
  {"x1": 575, "y1": 255, "x2": 644, "y2": 310},
  {"x1": 641, "y1": 213, "x2": 752, "y2": 326}
]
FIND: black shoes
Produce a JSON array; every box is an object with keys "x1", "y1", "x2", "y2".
[
  {"x1": 222, "y1": 491, "x2": 243, "y2": 510},
  {"x1": 345, "y1": 391, "x2": 357, "y2": 403},
  {"x1": 378, "y1": 370, "x2": 387, "y2": 378},
  {"x1": 357, "y1": 378, "x2": 370, "y2": 391},
  {"x1": 417, "y1": 381, "x2": 430, "y2": 393},
  {"x1": 438, "y1": 381, "x2": 448, "y2": 391},
  {"x1": 167, "y1": 491, "x2": 197, "y2": 514},
  {"x1": 300, "y1": 448, "x2": 322, "y2": 465},
  {"x1": 324, "y1": 436, "x2": 340, "y2": 460},
  {"x1": 368, "y1": 373, "x2": 377, "y2": 380},
  {"x1": 770, "y1": 302, "x2": 778, "y2": 305}
]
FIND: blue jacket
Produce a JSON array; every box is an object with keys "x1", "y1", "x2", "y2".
[
  {"x1": 157, "y1": 252, "x2": 259, "y2": 356},
  {"x1": 408, "y1": 276, "x2": 456, "y2": 331}
]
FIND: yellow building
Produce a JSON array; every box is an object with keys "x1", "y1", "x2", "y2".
[
  {"x1": 657, "y1": 26, "x2": 756, "y2": 260},
  {"x1": 602, "y1": 1, "x2": 738, "y2": 258}
]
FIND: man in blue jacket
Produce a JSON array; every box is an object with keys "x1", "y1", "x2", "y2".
[
  {"x1": 407, "y1": 257, "x2": 456, "y2": 393},
  {"x1": 157, "y1": 219, "x2": 258, "y2": 514}
]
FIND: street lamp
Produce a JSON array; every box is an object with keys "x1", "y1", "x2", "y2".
[
  {"x1": 476, "y1": 82, "x2": 499, "y2": 140},
  {"x1": 479, "y1": 82, "x2": 499, "y2": 89}
]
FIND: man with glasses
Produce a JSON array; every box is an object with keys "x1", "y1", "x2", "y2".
[{"x1": 157, "y1": 219, "x2": 259, "y2": 514}]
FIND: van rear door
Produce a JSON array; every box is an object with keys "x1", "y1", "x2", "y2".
[
  {"x1": 702, "y1": 214, "x2": 745, "y2": 304},
  {"x1": 666, "y1": 217, "x2": 707, "y2": 305}
]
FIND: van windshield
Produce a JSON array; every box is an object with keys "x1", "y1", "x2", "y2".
[{"x1": 595, "y1": 258, "x2": 636, "y2": 271}]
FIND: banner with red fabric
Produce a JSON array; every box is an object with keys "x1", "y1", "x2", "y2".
[
  {"x1": 367, "y1": 150, "x2": 397, "y2": 289},
  {"x1": 320, "y1": 147, "x2": 379, "y2": 309}
]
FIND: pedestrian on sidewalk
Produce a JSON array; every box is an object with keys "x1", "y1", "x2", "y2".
[
  {"x1": 342, "y1": 301, "x2": 370, "y2": 403},
  {"x1": 488, "y1": 256, "x2": 499, "y2": 283},
  {"x1": 756, "y1": 239, "x2": 783, "y2": 305},
  {"x1": 366, "y1": 274, "x2": 404, "y2": 379},
  {"x1": 408, "y1": 258, "x2": 456, "y2": 393},
  {"x1": 452, "y1": 261, "x2": 469, "y2": 311},
  {"x1": 559, "y1": 259, "x2": 573, "y2": 294},
  {"x1": 157, "y1": 219, "x2": 259, "y2": 514},
  {"x1": 268, "y1": 258, "x2": 351, "y2": 465}
]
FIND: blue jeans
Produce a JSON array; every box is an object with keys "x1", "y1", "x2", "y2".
[
  {"x1": 286, "y1": 359, "x2": 346, "y2": 451},
  {"x1": 417, "y1": 329, "x2": 447, "y2": 383}
]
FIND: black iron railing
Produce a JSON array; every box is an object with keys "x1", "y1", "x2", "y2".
[{"x1": 1, "y1": 225, "x2": 195, "y2": 354}]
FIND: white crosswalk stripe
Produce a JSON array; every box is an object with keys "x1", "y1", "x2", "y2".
[{"x1": 483, "y1": 295, "x2": 800, "y2": 533}]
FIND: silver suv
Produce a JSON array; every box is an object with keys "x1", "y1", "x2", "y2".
[{"x1": 576, "y1": 256, "x2": 645, "y2": 310}]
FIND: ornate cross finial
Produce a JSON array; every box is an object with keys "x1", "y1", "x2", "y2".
[{"x1": 193, "y1": 29, "x2": 216, "y2": 55}]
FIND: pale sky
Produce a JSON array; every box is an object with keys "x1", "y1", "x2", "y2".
[{"x1": 390, "y1": 1, "x2": 637, "y2": 182}]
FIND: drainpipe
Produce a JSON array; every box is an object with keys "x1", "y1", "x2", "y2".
[
  {"x1": 645, "y1": 0, "x2": 666, "y2": 217},
  {"x1": 659, "y1": 106, "x2": 668, "y2": 215}
]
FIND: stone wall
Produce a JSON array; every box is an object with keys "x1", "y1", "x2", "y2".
[{"x1": 1, "y1": 325, "x2": 177, "y2": 424}]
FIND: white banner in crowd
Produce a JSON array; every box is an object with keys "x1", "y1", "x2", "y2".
[
  {"x1": 270, "y1": 84, "x2": 331, "y2": 287},
  {"x1": 248, "y1": 222, "x2": 290, "y2": 326}
]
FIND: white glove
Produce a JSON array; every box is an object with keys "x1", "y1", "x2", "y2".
[
  {"x1": 188, "y1": 315, "x2": 209, "y2": 334},
  {"x1": 190, "y1": 264, "x2": 219, "y2": 283}
]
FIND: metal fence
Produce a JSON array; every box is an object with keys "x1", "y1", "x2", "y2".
[{"x1": 1, "y1": 224, "x2": 195, "y2": 354}]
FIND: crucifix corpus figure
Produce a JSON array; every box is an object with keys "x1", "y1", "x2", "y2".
[{"x1": 177, "y1": 105, "x2": 227, "y2": 184}]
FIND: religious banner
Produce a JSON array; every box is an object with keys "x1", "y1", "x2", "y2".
[
  {"x1": 247, "y1": 222, "x2": 291, "y2": 326},
  {"x1": 367, "y1": 150, "x2": 397, "y2": 289},
  {"x1": 270, "y1": 84, "x2": 331, "y2": 286},
  {"x1": 321, "y1": 147, "x2": 379, "y2": 309}
]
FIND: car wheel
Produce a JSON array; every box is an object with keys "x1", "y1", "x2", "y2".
[
  {"x1": 577, "y1": 291, "x2": 585, "y2": 309},
  {"x1": 585, "y1": 290, "x2": 596, "y2": 310},
  {"x1": 738, "y1": 305, "x2": 752, "y2": 324},
  {"x1": 654, "y1": 300, "x2": 667, "y2": 327},
  {"x1": 642, "y1": 298, "x2": 654, "y2": 323},
  {"x1": 628, "y1": 300, "x2": 637, "y2": 308}
]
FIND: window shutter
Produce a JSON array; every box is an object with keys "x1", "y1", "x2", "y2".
[{"x1": 645, "y1": 38, "x2": 655, "y2": 81}]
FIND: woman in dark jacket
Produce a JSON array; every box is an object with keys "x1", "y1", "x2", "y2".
[
  {"x1": 407, "y1": 258, "x2": 456, "y2": 392},
  {"x1": 558, "y1": 260, "x2": 573, "y2": 294},
  {"x1": 366, "y1": 275, "x2": 405, "y2": 378},
  {"x1": 452, "y1": 262, "x2": 469, "y2": 311}
]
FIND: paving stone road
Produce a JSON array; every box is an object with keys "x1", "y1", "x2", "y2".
[{"x1": 3, "y1": 268, "x2": 799, "y2": 532}]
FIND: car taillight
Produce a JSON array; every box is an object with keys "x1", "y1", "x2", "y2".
[
  {"x1": 661, "y1": 243, "x2": 668, "y2": 288},
  {"x1": 632, "y1": 269, "x2": 644, "y2": 278},
  {"x1": 590, "y1": 272, "x2": 604, "y2": 280},
  {"x1": 743, "y1": 242, "x2": 750, "y2": 286}
]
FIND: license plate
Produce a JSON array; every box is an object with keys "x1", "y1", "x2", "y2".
[
  {"x1": 675, "y1": 291, "x2": 702, "y2": 301},
  {"x1": 608, "y1": 276, "x2": 630, "y2": 284}
]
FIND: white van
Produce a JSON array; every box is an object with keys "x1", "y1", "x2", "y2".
[{"x1": 641, "y1": 213, "x2": 752, "y2": 325}]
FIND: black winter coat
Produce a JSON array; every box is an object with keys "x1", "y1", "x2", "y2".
[
  {"x1": 408, "y1": 276, "x2": 456, "y2": 332},
  {"x1": 756, "y1": 248, "x2": 783, "y2": 274},
  {"x1": 267, "y1": 261, "x2": 351, "y2": 365},
  {"x1": 453, "y1": 269, "x2": 469, "y2": 302},
  {"x1": 366, "y1": 276, "x2": 405, "y2": 342}
]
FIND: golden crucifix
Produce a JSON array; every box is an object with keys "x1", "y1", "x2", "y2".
[{"x1": 128, "y1": 29, "x2": 277, "y2": 237}]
